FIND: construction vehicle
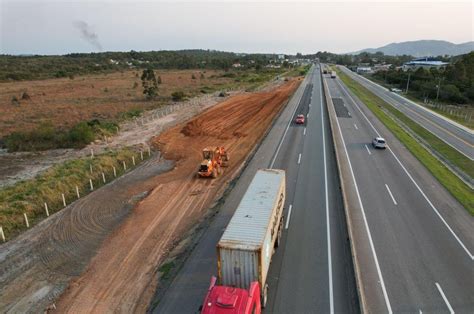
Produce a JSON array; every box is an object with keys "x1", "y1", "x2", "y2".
[
  {"x1": 201, "y1": 169, "x2": 286, "y2": 312},
  {"x1": 197, "y1": 147, "x2": 229, "y2": 178}
]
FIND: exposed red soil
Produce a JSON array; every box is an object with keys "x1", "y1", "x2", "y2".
[{"x1": 54, "y1": 78, "x2": 300, "y2": 313}]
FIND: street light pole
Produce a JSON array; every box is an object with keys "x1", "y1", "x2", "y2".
[
  {"x1": 405, "y1": 72, "x2": 411, "y2": 94},
  {"x1": 436, "y1": 77, "x2": 441, "y2": 103}
]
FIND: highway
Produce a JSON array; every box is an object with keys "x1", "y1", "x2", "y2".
[
  {"x1": 339, "y1": 66, "x2": 474, "y2": 160},
  {"x1": 325, "y1": 71, "x2": 474, "y2": 313},
  {"x1": 151, "y1": 65, "x2": 359, "y2": 313}
]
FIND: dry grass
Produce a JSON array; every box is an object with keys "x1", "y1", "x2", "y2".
[
  {"x1": 0, "y1": 69, "x2": 232, "y2": 137},
  {"x1": 0, "y1": 147, "x2": 148, "y2": 240}
]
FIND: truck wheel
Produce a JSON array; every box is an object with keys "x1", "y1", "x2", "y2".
[
  {"x1": 261, "y1": 284, "x2": 268, "y2": 308},
  {"x1": 212, "y1": 168, "x2": 217, "y2": 178}
]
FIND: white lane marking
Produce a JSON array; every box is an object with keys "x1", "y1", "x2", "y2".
[
  {"x1": 321, "y1": 78, "x2": 334, "y2": 314},
  {"x1": 364, "y1": 144, "x2": 372, "y2": 155},
  {"x1": 325, "y1": 78, "x2": 393, "y2": 313},
  {"x1": 435, "y1": 283, "x2": 454, "y2": 314},
  {"x1": 419, "y1": 310, "x2": 422, "y2": 314},
  {"x1": 307, "y1": 113, "x2": 310, "y2": 118},
  {"x1": 270, "y1": 71, "x2": 311, "y2": 168},
  {"x1": 285, "y1": 204, "x2": 293, "y2": 229},
  {"x1": 344, "y1": 69, "x2": 473, "y2": 160},
  {"x1": 335, "y1": 79, "x2": 474, "y2": 260},
  {"x1": 354, "y1": 124, "x2": 358, "y2": 130},
  {"x1": 385, "y1": 184, "x2": 397, "y2": 205},
  {"x1": 303, "y1": 127, "x2": 306, "y2": 136},
  {"x1": 297, "y1": 153, "x2": 302, "y2": 164}
]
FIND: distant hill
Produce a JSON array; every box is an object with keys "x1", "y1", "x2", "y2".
[{"x1": 350, "y1": 40, "x2": 474, "y2": 57}]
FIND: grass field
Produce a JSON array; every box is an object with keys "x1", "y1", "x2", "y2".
[
  {"x1": 0, "y1": 67, "x2": 289, "y2": 151},
  {"x1": 337, "y1": 69, "x2": 473, "y2": 215}
]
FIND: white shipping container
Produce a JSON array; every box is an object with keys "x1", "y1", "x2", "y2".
[{"x1": 217, "y1": 169, "x2": 286, "y2": 301}]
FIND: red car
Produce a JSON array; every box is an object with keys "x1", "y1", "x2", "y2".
[{"x1": 295, "y1": 114, "x2": 305, "y2": 124}]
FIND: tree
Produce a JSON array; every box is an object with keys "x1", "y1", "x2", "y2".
[{"x1": 141, "y1": 68, "x2": 158, "y2": 99}]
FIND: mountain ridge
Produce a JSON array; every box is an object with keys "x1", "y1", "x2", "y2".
[{"x1": 349, "y1": 40, "x2": 474, "y2": 57}]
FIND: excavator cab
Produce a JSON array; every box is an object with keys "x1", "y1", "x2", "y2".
[{"x1": 202, "y1": 148, "x2": 214, "y2": 160}]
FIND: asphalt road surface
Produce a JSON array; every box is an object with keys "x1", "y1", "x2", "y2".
[
  {"x1": 152, "y1": 65, "x2": 359, "y2": 313},
  {"x1": 325, "y1": 71, "x2": 474, "y2": 313},
  {"x1": 338, "y1": 66, "x2": 474, "y2": 160}
]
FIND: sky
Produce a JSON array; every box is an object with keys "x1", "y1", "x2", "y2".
[{"x1": 0, "y1": 0, "x2": 472, "y2": 55}]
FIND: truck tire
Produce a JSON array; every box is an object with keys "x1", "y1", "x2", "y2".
[
  {"x1": 261, "y1": 283, "x2": 268, "y2": 308},
  {"x1": 212, "y1": 168, "x2": 217, "y2": 178}
]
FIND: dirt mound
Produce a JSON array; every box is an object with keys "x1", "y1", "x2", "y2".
[{"x1": 28, "y1": 79, "x2": 300, "y2": 313}]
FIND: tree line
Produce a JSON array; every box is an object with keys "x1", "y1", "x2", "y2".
[{"x1": 0, "y1": 50, "x2": 279, "y2": 81}]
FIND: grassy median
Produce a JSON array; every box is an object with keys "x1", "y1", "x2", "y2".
[
  {"x1": 0, "y1": 148, "x2": 148, "y2": 240},
  {"x1": 337, "y1": 69, "x2": 473, "y2": 215}
]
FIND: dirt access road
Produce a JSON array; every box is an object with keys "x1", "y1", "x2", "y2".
[{"x1": 0, "y1": 78, "x2": 300, "y2": 313}]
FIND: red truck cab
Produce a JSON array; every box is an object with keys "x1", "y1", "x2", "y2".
[{"x1": 201, "y1": 276, "x2": 261, "y2": 314}]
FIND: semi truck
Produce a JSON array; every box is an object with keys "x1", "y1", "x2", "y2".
[{"x1": 201, "y1": 169, "x2": 286, "y2": 313}]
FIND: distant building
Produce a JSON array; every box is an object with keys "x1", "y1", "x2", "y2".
[
  {"x1": 403, "y1": 57, "x2": 448, "y2": 71},
  {"x1": 373, "y1": 64, "x2": 392, "y2": 72},
  {"x1": 278, "y1": 54, "x2": 285, "y2": 60},
  {"x1": 356, "y1": 66, "x2": 373, "y2": 74},
  {"x1": 232, "y1": 63, "x2": 242, "y2": 68}
]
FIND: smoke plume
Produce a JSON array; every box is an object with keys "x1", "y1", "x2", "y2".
[{"x1": 73, "y1": 21, "x2": 102, "y2": 51}]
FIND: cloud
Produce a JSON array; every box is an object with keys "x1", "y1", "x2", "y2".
[{"x1": 73, "y1": 20, "x2": 102, "y2": 51}]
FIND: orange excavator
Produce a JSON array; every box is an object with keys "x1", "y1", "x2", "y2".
[{"x1": 197, "y1": 147, "x2": 229, "y2": 178}]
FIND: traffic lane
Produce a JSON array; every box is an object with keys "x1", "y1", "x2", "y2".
[
  {"x1": 341, "y1": 66, "x2": 473, "y2": 144},
  {"x1": 331, "y1": 76, "x2": 474, "y2": 249},
  {"x1": 319, "y1": 74, "x2": 360, "y2": 313},
  {"x1": 325, "y1": 76, "x2": 395, "y2": 313},
  {"x1": 152, "y1": 68, "x2": 314, "y2": 313},
  {"x1": 266, "y1": 72, "x2": 324, "y2": 312},
  {"x1": 340, "y1": 67, "x2": 474, "y2": 159},
  {"x1": 342, "y1": 66, "x2": 473, "y2": 139},
  {"x1": 267, "y1": 71, "x2": 358, "y2": 313},
  {"x1": 331, "y1": 77, "x2": 474, "y2": 312}
]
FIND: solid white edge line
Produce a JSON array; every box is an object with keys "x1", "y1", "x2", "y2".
[
  {"x1": 321, "y1": 76, "x2": 334, "y2": 314},
  {"x1": 354, "y1": 124, "x2": 358, "y2": 130},
  {"x1": 326, "y1": 78, "x2": 393, "y2": 313},
  {"x1": 297, "y1": 153, "x2": 302, "y2": 164},
  {"x1": 285, "y1": 204, "x2": 293, "y2": 229},
  {"x1": 307, "y1": 113, "x2": 310, "y2": 118},
  {"x1": 341, "y1": 67, "x2": 473, "y2": 161},
  {"x1": 269, "y1": 68, "x2": 312, "y2": 168},
  {"x1": 364, "y1": 144, "x2": 372, "y2": 155},
  {"x1": 336, "y1": 79, "x2": 474, "y2": 260},
  {"x1": 304, "y1": 127, "x2": 307, "y2": 136},
  {"x1": 385, "y1": 184, "x2": 397, "y2": 205},
  {"x1": 435, "y1": 282, "x2": 454, "y2": 314}
]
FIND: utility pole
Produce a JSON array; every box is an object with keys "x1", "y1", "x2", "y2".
[
  {"x1": 435, "y1": 77, "x2": 441, "y2": 103},
  {"x1": 405, "y1": 72, "x2": 411, "y2": 94}
]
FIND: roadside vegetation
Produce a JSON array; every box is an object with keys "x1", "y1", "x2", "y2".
[
  {"x1": 337, "y1": 69, "x2": 474, "y2": 215},
  {"x1": 1, "y1": 66, "x2": 292, "y2": 152},
  {"x1": 0, "y1": 147, "x2": 148, "y2": 240},
  {"x1": 315, "y1": 50, "x2": 474, "y2": 129}
]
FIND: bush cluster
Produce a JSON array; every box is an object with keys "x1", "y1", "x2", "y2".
[{"x1": 4, "y1": 120, "x2": 118, "y2": 152}]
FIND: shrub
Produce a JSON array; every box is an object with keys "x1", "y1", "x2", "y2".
[
  {"x1": 11, "y1": 96, "x2": 19, "y2": 105},
  {"x1": 21, "y1": 91, "x2": 30, "y2": 100},
  {"x1": 171, "y1": 91, "x2": 186, "y2": 101}
]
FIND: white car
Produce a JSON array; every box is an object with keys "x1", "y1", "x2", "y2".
[
  {"x1": 372, "y1": 137, "x2": 386, "y2": 149},
  {"x1": 389, "y1": 87, "x2": 403, "y2": 93}
]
